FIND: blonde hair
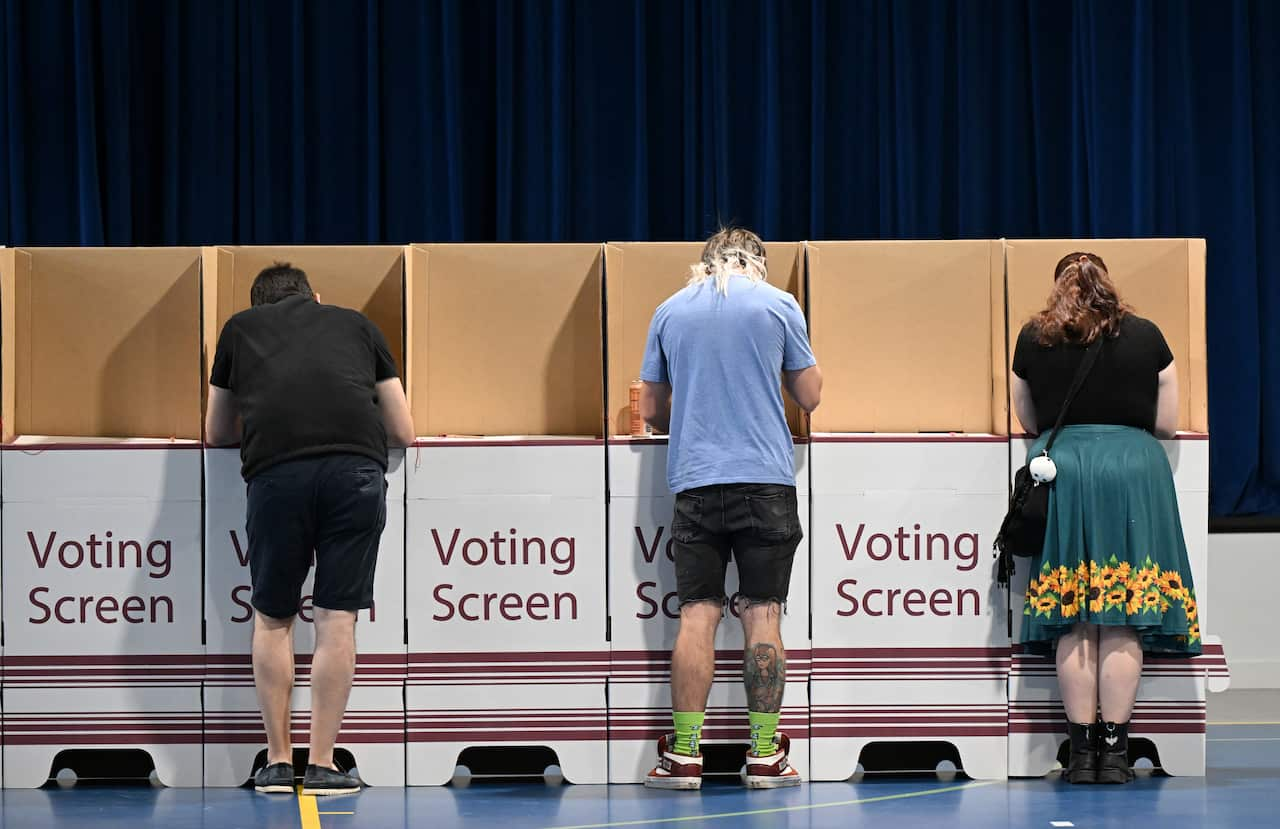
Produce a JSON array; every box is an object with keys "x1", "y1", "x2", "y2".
[{"x1": 688, "y1": 227, "x2": 768, "y2": 295}]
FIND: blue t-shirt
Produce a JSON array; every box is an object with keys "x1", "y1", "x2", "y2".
[{"x1": 639, "y1": 275, "x2": 816, "y2": 493}]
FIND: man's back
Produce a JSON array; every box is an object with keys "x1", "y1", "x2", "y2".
[
  {"x1": 210, "y1": 295, "x2": 399, "y2": 479},
  {"x1": 641, "y1": 275, "x2": 815, "y2": 493}
]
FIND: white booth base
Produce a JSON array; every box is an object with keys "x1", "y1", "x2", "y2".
[
  {"x1": 1009, "y1": 703, "x2": 1207, "y2": 778},
  {"x1": 1008, "y1": 637, "x2": 1230, "y2": 778},
  {"x1": 606, "y1": 679, "x2": 810, "y2": 784},
  {"x1": 404, "y1": 440, "x2": 608, "y2": 785},
  {"x1": 1003, "y1": 435, "x2": 1226, "y2": 779},
  {"x1": 2, "y1": 686, "x2": 203, "y2": 788},
  {"x1": 809, "y1": 436, "x2": 1012, "y2": 781},
  {"x1": 202, "y1": 684, "x2": 406, "y2": 787},
  {"x1": 405, "y1": 682, "x2": 607, "y2": 785},
  {"x1": 809, "y1": 676, "x2": 1008, "y2": 781}
]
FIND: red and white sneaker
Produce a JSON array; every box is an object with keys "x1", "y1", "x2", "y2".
[
  {"x1": 742, "y1": 733, "x2": 801, "y2": 788},
  {"x1": 644, "y1": 734, "x2": 704, "y2": 790}
]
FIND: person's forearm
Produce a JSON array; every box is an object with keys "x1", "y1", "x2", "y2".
[
  {"x1": 206, "y1": 416, "x2": 242, "y2": 446},
  {"x1": 639, "y1": 382, "x2": 672, "y2": 433},
  {"x1": 784, "y1": 366, "x2": 822, "y2": 413},
  {"x1": 205, "y1": 385, "x2": 242, "y2": 446},
  {"x1": 1013, "y1": 403, "x2": 1038, "y2": 435},
  {"x1": 376, "y1": 378, "x2": 416, "y2": 447},
  {"x1": 645, "y1": 404, "x2": 671, "y2": 433},
  {"x1": 1154, "y1": 366, "x2": 1179, "y2": 440}
]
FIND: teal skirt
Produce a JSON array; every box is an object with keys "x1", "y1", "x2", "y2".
[{"x1": 1020, "y1": 425, "x2": 1201, "y2": 656}]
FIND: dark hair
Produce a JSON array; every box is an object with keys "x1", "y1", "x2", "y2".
[
  {"x1": 1031, "y1": 251, "x2": 1131, "y2": 345},
  {"x1": 250, "y1": 261, "x2": 314, "y2": 306}
]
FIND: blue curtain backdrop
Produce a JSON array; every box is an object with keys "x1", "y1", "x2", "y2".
[{"x1": 1, "y1": 0, "x2": 1277, "y2": 518}]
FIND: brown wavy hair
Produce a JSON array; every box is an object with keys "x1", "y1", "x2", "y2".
[{"x1": 1031, "y1": 251, "x2": 1132, "y2": 346}]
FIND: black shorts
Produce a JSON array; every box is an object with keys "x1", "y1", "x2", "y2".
[
  {"x1": 246, "y1": 453, "x2": 388, "y2": 619},
  {"x1": 671, "y1": 483, "x2": 802, "y2": 607}
]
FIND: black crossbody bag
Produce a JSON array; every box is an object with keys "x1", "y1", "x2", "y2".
[{"x1": 994, "y1": 338, "x2": 1103, "y2": 587}]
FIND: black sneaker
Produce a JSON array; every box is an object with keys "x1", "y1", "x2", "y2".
[
  {"x1": 253, "y1": 762, "x2": 295, "y2": 794},
  {"x1": 301, "y1": 764, "x2": 362, "y2": 796}
]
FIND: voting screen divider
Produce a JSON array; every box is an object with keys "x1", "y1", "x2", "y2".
[{"x1": 0, "y1": 239, "x2": 1219, "y2": 786}]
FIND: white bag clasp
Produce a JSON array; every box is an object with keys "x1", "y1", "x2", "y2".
[{"x1": 1029, "y1": 452, "x2": 1057, "y2": 483}]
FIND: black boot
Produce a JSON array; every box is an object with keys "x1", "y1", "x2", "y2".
[
  {"x1": 1096, "y1": 720, "x2": 1134, "y2": 784},
  {"x1": 1065, "y1": 721, "x2": 1099, "y2": 784}
]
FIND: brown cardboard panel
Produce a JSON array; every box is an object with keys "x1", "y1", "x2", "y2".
[
  {"x1": 1005, "y1": 239, "x2": 1204, "y2": 433},
  {"x1": 991, "y1": 240, "x2": 1010, "y2": 435},
  {"x1": 1188, "y1": 239, "x2": 1209, "y2": 432},
  {"x1": 201, "y1": 246, "x2": 232, "y2": 419},
  {"x1": 808, "y1": 240, "x2": 996, "y2": 433},
  {"x1": 604, "y1": 243, "x2": 702, "y2": 440},
  {"x1": 406, "y1": 244, "x2": 604, "y2": 436},
  {"x1": 603, "y1": 242, "x2": 807, "y2": 437},
  {"x1": 405, "y1": 244, "x2": 421, "y2": 420},
  {"x1": 1, "y1": 247, "x2": 202, "y2": 441},
  {"x1": 1, "y1": 248, "x2": 16, "y2": 441},
  {"x1": 205, "y1": 246, "x2": 405, "y2": 375}
]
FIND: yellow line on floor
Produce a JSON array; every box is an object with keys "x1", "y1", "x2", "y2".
[
  {"x1": 544, "y1": 780, "x2": 999, "y2": 829},
  {"x1": 297, "y1": 785, "x2": 322, "y2": 829}
]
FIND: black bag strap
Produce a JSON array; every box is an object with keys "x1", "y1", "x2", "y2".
[
  {"x1": 995, "y1": 336, "x2": 1105, "y2": 595},
  {"x1": 1041, "y1": 337, "x2": 1104, "y2": 454}
]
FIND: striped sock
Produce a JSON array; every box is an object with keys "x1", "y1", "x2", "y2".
[
  {"x1": 672, "y1": 711, "x2": 705, "y2": 756},
  {"x1": 748, "y1": 711, "x2": 780, "y2": 756}
]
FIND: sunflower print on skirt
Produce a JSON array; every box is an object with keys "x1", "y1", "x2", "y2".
[{"x1": 1024, "y1": 554, "x2": 1200, "y2": 647}]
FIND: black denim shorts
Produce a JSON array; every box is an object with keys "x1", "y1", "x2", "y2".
[
  {"x1": 245, "y1": 453, "x2": 387, "y2": 619},
  {"x1": 671, "y1": 483, "x2": 802, "y2": 607}
]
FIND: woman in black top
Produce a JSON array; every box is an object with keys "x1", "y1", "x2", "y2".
[{"x1": 1011, "y1": 252, "x2": 1200, "y2": 786}]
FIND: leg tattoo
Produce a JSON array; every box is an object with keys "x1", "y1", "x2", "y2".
[{"x1": 744, "y1": 643, "x2": 786, "y2": 713}]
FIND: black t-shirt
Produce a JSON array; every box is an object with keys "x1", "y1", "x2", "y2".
[
  {"x1": 1011, "y1": 314, "x2": 1174, "y2": 434},
  {"x1": 210, "y1": 295, "x2": 400, "y2": 480}
]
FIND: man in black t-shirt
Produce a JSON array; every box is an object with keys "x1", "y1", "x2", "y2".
[{"x1": 206, "y1": 262, "x2": 414, "y2": 796}]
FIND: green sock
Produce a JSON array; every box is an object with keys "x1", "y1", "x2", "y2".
[
  {"x1": 672, "y1": 711, "x2": 705, "y2": 756},
  {"x1": 748, "y1": 711, "x2": 780, "y2": 755}
]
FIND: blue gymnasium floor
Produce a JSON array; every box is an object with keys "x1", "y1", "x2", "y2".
[{"x1": 2, "y1": 700, "x2": 1275, "y2": 828}]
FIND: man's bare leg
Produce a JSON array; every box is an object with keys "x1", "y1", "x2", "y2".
[
  {"x1": 740, "y1": 601, "x2": 785, "y2": 754},
  {"x1": 252, "y1": 611, "x2": 297, "y2": 766},
  {"x1": 670, "y1": 600, "x2": 723, "y2": 755},
  {"x1": 307, "y1": 607, "x2": 358, "y2": 770}
]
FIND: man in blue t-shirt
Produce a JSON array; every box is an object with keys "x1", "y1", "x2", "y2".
[{"x1": 637, "y1": 228, "x2": 822, "y2": 790}]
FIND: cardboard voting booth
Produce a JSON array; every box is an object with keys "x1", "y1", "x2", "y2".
[
  {"x1": 200, "y1": 246, "x2": 408, "y2": 786},
  {"x1": 0, "y1": 248, "x2": 204, "y2": 787},
  {"x1": 403, "y1": 244, "x2": 608, "y2": 785},
  {"x1": 603, "y1": 242, "x2": 812, "y2": 783},
  {"x1": 1003, "y1": 239, "x2": 1227, "y2": 777},
  {"x1": 807, "y1": 240, "x2": 1011, "y2": 781},
  {"x1": 0, "y1": 237, "x2": 1229, "y2": 789}
]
